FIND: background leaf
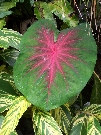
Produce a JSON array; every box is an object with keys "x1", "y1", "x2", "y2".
[
  {"x1": 0, "y1": 48, "x2": 20, "y2": 66},
  {"x1": 90, "y1": 72, "x2": 101, "y2": 104},
  {"x1": 0, "y1": 28, "x2": 22, "y2": 50},
  {"x1": 32, "y1": 106, "x2": 63, "y2": 135},
  {"x1": 84, "y1": 104, "x2": 101, "y2": 121},
  {"x1": 87, "y1": 116, "x2": 101, "y2": 135},
  {"x1": 50, "y1": 103, "x2": 71, "y2": 134},
  {"x1": 0, "y1": 96, "x2": 31, "y2": 135},
  {"x1": 0, "y1": 19, "x2": 6, "y2": 29},
  {"x1": 0, "y1": 72, "x2": 19, "y2": 96},
  {"x1": 34, "y1": 0, "x2": 79, "y2": 27}
]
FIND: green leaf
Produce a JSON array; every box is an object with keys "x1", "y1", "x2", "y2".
[
  {"x1": 0, "y1": 28, "x2": 22, "y2": 50},
  {"x1": 0, "y1": 115, "x2": 4, "y2": 128},
  {"x1": 34, "y1": 2, "x2": 56, "y2": 23},
  {"x1": 0, "y1": 48, "x2": 20, "y2": 66},
  {"x1": 0, "y1": 2, "x2": 16, "y2": 11},
  {"x1": 0, "y1": 11, "x2": 12, "y2": 18},
  {"x1": 13, "y1": 19, "x2": 97, "y2": 111},
  {"x1": 70, "y1": 113, "x2": 87, "y2": 135},
  {"x1": 32, "y1": 106, "x2": 63, "y2": 135},
  {"x1": 48, "y1": 0, "x2": 79, "y2": 27},
  {"x1": 90, "y1": 72, "x2": 101, "y2": 104},
  {"x1": 84, "y1": 104, "x2": 101, "y2": 120},
  {"x1": 0, "y1": 96, "x2": 31, "y2": 135},
  {"x1": 0, "y1": 72, "x2": 19, "y2": 96},
  {"x1": 0, "y1": 94, "x2": 16, "y2": 113},
  {"x1": 50, "y1": 103, "x2": 71, "y2": 134},
  {"x1": 0, "y1": 19, "x2": 6, "y2": 29},
  {"x1": 10, "y1": 132, "x2": 18, "y2": 135},
  {"x1": 87, "y1": 116, "x2": 101, "y2": 135},
  {"x1": 34, "y1": 0, "x2": 79, "y2": 27}
]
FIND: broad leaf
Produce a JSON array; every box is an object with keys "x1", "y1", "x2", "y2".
[
  {"x1": 90, "y1": 72, "x2": 101, "y2": 104},
  {"x1": 50, "y1": 103, "x2": 71, "y2": 134},
  {"x1": 13, "y1": 19, "x2": 97, "y2": 111},
  {"x1": 0, "y1": 28, "x2": 22, "y2": 50},
  {"x1": 0, "y1": 96, "x2": 31, "y2": 135},
  {"x1": 32, "y1": 106, "x2": 63, "y2": 135}
]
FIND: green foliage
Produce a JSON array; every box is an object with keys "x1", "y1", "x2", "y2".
[
  {"x1": 90, "y1": 72, "x2": 101, "y2": 104},
  {"x1": 34, "y1": 0, "x2": 79, "y2": 27},
  {"x1": 50, "y1": 103, "x2": 71, "y2": 134},
  {"x1": 0, "y1": 96, "x2": 31, "y2": 135},
  {"x1": 0, "y1": 48, "x2": 20, "y2": 66},
  {"x1": 70, "y1": 104, "x2": 101, "y2": 135},
  {"x1": 32, "y1": 106, "x2": 63, "y2": 135},
  {"x1": 0, "y1": 0, "x2": 100, "y2": 135},
  {"x1": 0, "y1": 28, "x2": 22, "y2": 49}
]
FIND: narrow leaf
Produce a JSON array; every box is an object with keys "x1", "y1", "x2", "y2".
[
  {"x1": 32, "y1": 106, "x2": 63, "y2": 135},
  {"x1": 0, "y1": 96, "x2": 31, "y2": 135}
]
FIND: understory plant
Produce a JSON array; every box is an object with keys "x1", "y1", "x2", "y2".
[{"x1": 0, "y1": 0, "x2": 101, "y2": 135}]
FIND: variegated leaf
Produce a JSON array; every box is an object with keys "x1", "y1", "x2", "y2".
[
  {"x1": 50, "y1": 103, "x2": 71, "y2": 135},
  {"x1": 70, "y1": 113, "x2": 87, "y2": 135},
  {"x1": 0, "y1": 96, "x2": 31, "y2": 135},
  {"x1": 0, "y1": 48, "x2": 20, "y2": 66},
  {"x1": 32, "y1": 106, "x2": 63, "y2": 135},
  {"x1": 87, "y1": 116, "x2": 101, "y2": 135},
  {"x1": 0, "y1": 28, "x2": 22, "y2": 50},
  {"x1": 0, "y1": 93, "x2": 16, "y2": 113},
  {"x1": 84, "y1": 104, "x2": 101, "y2": 120},
  {"x1": 0, "y1": 72, "x2": 19, "y2": 95}
]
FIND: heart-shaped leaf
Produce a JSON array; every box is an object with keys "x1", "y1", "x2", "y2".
[{"x1": 13, "y1": 19, "x2": 97, "y2": 111}]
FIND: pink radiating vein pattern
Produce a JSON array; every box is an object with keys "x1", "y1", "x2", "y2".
[{"x1": 27, "y1": 26, "x2": 82, "y2": 96}]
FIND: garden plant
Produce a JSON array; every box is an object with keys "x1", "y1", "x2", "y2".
[{"x1": 0, "y1": 0, "x2": 101, "y2": 135}]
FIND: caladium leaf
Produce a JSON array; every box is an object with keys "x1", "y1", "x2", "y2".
[{"x1": 13, "y1": 19, "x2": 97, "y2": 111}]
